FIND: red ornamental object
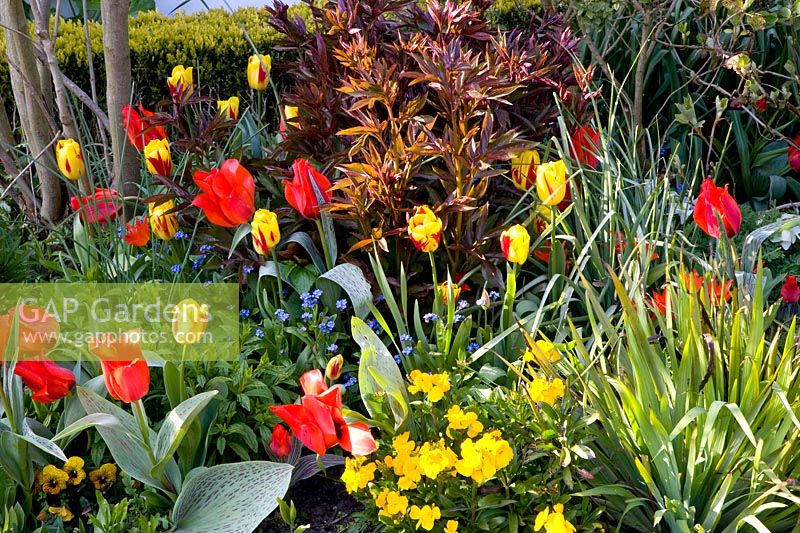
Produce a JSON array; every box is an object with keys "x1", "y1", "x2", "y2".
[
  {"x1": 70, "y1": 188, "x2": 120, "y2": 225},
  {"x1": 284, "y1": 159, "x2": 332, "y2": 219},
  {"x1": 122, "y1": 104, "x2": 167, "y2": 151},
  {"x1": 269, "y1": 424, "x2": 292, "y2": 458},
  {"x1": 124, "y1": 217, "x2": 150, "y2": 247},
  {"x1": 789, "y1": 135, "x2": 800, "y2": 173},
  {"x1": 570, "y1": 125, "x2": 600, "y2": 169},
  {"x1": 270, "y1": 369, "x2": 377, "y2": 456},
  {"x1": 693, "y1": 178, "x2": 742, "y2": 238},
  {"x1": 192, "y1": 159, "x2": 255, "y2": 227},
  {"x1": 13, "y1": 361, "x2": 76, "y2": 403},
  {"x1": 781, "y1": 275, "x2": 800, "y2": 304}
]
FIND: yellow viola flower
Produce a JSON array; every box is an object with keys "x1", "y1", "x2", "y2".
[
  {"x1": 55, "y1": 139, "x2": 86, "y2": 181},
  {"x1": 167, "y1": 65, "x2": 194, "y2": 100},
  {"x1": 63, "y1": 456, "x2": 85, "y2": 485},
  {"x1": 446, "y1": 405, "x2": 483, "y2": 438},
  {"x1": 536, "y1": 160, "x2": 568, "y2": 206},
  {"x1": 445, "y1": 520, "x2": 459, "y2": 533},
  {"x1": 523, "y1": 340, "x2": 561, "y2": 366},
  {"x1": 144, "y1": 138, "x2": 172, "y2": 177},
  {"x1": 148, "y1": 199, "x2": 179, "y2": 240},
  {"x1": 409, "y1": 504, "x2": 441, "y2": 531},
  {"x1": 341, "y1": 456, "x2": 376, "y2": 494},
  {"x1": 47, "y1": 506, "x2": 74, "y2": 522},
  {"x1": 89, "y1": 463, "x2": 117, "y2": 491},
  {"x1": 437, "y1": 280, "x2": 461, "y2": 306},
  {"x1": 510, "y1": 149, "x2": 539, "y2": 191},
  {"x1": 500, "y1": 224, "x2": 530, "y2": 264},
  {"x1": 251, "y1": 208, "x2": 280, "y2": 256},
  {"x1": 534, "y1": 503, "x2": 576, "y2": 533},
  {"x1": 172, "y1": 298, "x2": 209, "y2": 345},
  {"x1": 528, "y1": 376, "x2": 565, "y2": 406},
  {"x1": 217, "y1": 96, "x2": 240, "y2": 120},
  {"x1": 40, "y1": 465, "x2": 69, "y2": 495},
  {"x1": 375, "y1": 488, "x2": 409, "y2": 518},
  {"x1": 247, "y1": 54, "x2": 271, "y2": 91},
  {"x1": 408, "y1": 205, "x2": 443, "y2": 253}
]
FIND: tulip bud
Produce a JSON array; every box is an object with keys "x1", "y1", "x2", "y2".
[
  {"x1": 437, "y1": 280, "x2": 461, "y2": 306},
  {"x1": 408, "y1": 206, "x2": 443, "y2": 253},
  {"x1": 171, "y1": 298, "x2": 209, "y2": 345},
  {"x1": 217, "y1": 97, "x2": 240, "y2": 120},
  {"x1": 149, "y1": 200, "x2": 179, "y2": 241},
  {"x1": 167, "y1": 65, "x2": 193, "y2": 101},
  {"x1": 535, "y1": 160, "x2": 567, "y2": 206},
  {"x1": 478, "y1": 288, "x2": 491, "y2": 310},
  {"x1": 144, "y1": 138, "x2": 172, "y2": 177},
  {"x1": 281, "y1": 105, "x2": 299, "y2": 131},
  {"x1": 325, "y1": 354, "x2": 344, "y2": 381},
  {"x1": 55, "y1": 139, "x2": 86, "y2": 181},
  {"x1": 269, "y1": 424, "x2": 292, "y2": 458},
  {"x1": 251, "y1": 209, "x2": 280, "y2": 256},
  {"x1": 532, "y1": 205, "x2": 553, "y2": 235},
  {"x1": 510, "y1": 149, "x2": 539, "y2": 191},
  {"x1": 500, "y1": 224, "x2": 530, "y2": 264},
  {"x1": 247, "y1": 54, "x2": 271, "y2": 91}
]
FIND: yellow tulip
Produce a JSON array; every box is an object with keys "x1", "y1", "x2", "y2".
[
  {"x1": 217, "y1": 96, "x2": 240, "y2": 120},
  {"x1": 408, "y1": 206, "x2": 443, "y2": 253},
  {"x1": 438, "y1": 280, "x2": 461, "y2": 306},
  {"x1": 143, "y1": 138, "x2": 172, "y2": 177},
  {"x1": 251, "y1": 209, "x2": 280, "y2": 256},
  {"x1": 149, "y1": 199, "x2": 178, "y2": 240},
  {"x1": 247, "y1": 54, "x2": 271, "y2": 91},
  {"x1": 510, "y1": 149, "x2": 539, "y2": 191},
  {"x1": 535, "y1": 160, "x2": 567, "y2": 206},
  {"x1": 167, "y1": 65, "x2": 194, "y2": 100},
  {"x1": 500, "y1": 224, "x2": 530, "y2": 264},
  {"x1": 325, "y1": 354, "x2": 344, "y2": 380},
  {"x1": 55, "y1": 139, "x2": 85, "y2": 181},
  {"x1": 171, "y1": 298, "x2": 209, "y2": 345},
  {"x1": 284, "y1": 105, "x2": 299, "y2": 122}
]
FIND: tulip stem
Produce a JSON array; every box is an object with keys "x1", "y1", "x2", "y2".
[
  {"x1": 272, "y1": 249, "x2": 287, "y2": 307},
  {"x1": 315, "y1": 219, "x2": 334, "y2": 271},
  {"x1": 178, "y1": 343, "x2": 188, "y2": 404},
  {"x1": 429, "y1": 252, "x2": 440, "y2": 316},
  {"x1": 132, "y1": 399, "x2": 156, "y2": 464}
]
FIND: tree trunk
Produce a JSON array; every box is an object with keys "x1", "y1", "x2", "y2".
[
  {"x1": 0, "y1": 0, "x2": 63, "y2": 222},
  {"x1": 0, "y1": 97, "x2": 36, "y2": 216},
  {"x1": 101, "y1": 0, "x2": 139, "y2": 207}
]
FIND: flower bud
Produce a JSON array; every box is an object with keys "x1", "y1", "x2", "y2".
[
  {"x1": 500, "y1": 224, "x2": 530, "y2": 264},
  {"x1": 535, "y1": 160, "x2": 567, "y2": 206},
  {"x1": 408, "y1": 206, "x2": 442, "y2": 253},
  {"x1": 144, "y1": 138, "x2": 172, "y2": 177},
  {"x1": 247, "y1": 54, "x2": 271, "y2": 91},
  {"x1": 217, "y1": 97, "x2": 239, "y2": 120},
  {"x1": 171, "y1": 298, "x2": 209, "y2": 345},
  {"x1": 149, "y1": 199, "x2": 179, "y2": 241},
  {"x1": 326, "y1": 354, "x2": 344, "y2": 381},
  {"x1": 251, "y1": 208, "x2": 281, "y2": 256},
  {"x1": 55, "y1": 139, "x2": 86, "y2": 181}
]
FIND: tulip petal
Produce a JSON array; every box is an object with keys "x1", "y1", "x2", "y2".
[
  {"x1": 343, "y1": 422, "x2": 377, "y2": 456},
  {"x1": 270, "y1": 404, "x2": 328, "y2": 455},
  {"x1": 299, "y1": 369, "x2": 328, "y2": 396}
]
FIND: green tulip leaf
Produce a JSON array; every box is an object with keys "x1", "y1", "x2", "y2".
[
  {"x1": 53, "y1": 413, "x2": 122, "y2": 443},
  {"x1": 20, "y1": 419, "x2": 66, "y2": 462},
  {"x1": 228, "y1": 224, "x2": 252, "y2": 259},
  {"x1": 151, "y1": 391, "x2": 218, "y2": 475},
  {"x1": 318, "y1": 263, "x2": 372, "y2": 318},
  {"x1": 171, "y1": 461, "x2": 292, "y2": 533}
]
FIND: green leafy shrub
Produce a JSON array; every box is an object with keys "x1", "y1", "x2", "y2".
[{"x1": 0, "y1": 7, "x2": 313, "y2": 109}]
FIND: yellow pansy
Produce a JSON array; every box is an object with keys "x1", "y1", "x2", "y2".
[
  {"x1": 89, "y1": 463, "x2": 117, "y2": 491},
  {"x1": 40, "y1": 465, "x2": 69, "y2": 495},
  {"x1": 63, "y1": 456, "x2": 85, "y2": 485}
]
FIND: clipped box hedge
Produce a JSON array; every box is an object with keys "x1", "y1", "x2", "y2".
[{"x1": 0, "y1": 6, "x2": 313, "y2": 110}]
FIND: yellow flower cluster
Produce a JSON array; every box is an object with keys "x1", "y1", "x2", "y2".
[
  {"x1": 534, "y1": 504, "x2": 576, "y2": 533},
  {"x1": 523, "y1": 340, "x2": 561, "y2": 366},
  {"x1": 407, "y1": 370, "x2": 451, "y2": 403},
  {"x1": 528, "y1": 376, "x2": 565, "y2": 406},
  {"x1": 454, "y1": 430, "x2": 514, "y2": 484},
  {"x1": 342, "y1": 456, "x2": 377, "y2": 494},
  {"x1": 384, "y1": 432, "x2": 423, "y2": 490},
  {"x1": 446, "y1": 405, "x2": 483, "y2": 438},
  {"x1": 38, "y1": 459, "x2": 117, "y2": 495},
  {"x1": 409, "y1": 504, "x2": 441, "y2": 531},
  {"x1": 375, "y1": 488, "x2": 409, "y2": 519},
  {"x1": 418, "y1": 440, "x2": 459, "y2": 479}
]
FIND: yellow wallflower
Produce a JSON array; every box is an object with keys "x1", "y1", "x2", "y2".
[
  {"x1": 445, "y1": 520, "x2": 459, "y2": 533},
  {"x1": 446, "y1": 405, "x2": 483, "y2": 438},
  {"x1": 40, "y1": 465, "x2": 69, "y2": 495},
  {"x1": 522, "y1": 340, "x2": 561, "y2": 367},
  {"x1": 417, "y1": 439, "x2": 458, "y2": 479},
  {"x1": 534, "y1": 503, "x2": 576, "y2": 533},
  {"x1": 407, "y1": 370, "x2": 450, "y2": 403},
  {"x1": 63, "y1": 456, "x2": 86, "y2": 485},
  {"x1": 341, "y1": 456, "x2": 376, "y2": 494},
  {"x1": 89, "y1": 463, "x2": 117, "y2": 491},
  {"x1": 375, "y1": 488, "x2": 408, "y2": 518},
  {"x1": 384, "y1": 432, "x2": 423, "y2": 490},
  {"x1": 409, "y1": 504, "x2": 441, "y2": 531},
  {"x1": 455, "y1": 430, "x2": 514, "y2": 483},
  {"x1": 528, "y1": 376, "x2": 565, "y2": 406},
  {"x1": 48, "y1": 506, "x2": 74, "y2": 522}
]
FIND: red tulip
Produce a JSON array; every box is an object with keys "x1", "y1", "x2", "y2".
[
  {"x1": 124, "y1": 217, "x2": 150, "y2": 247},
  {"x1": 781, "y1": 275, "x2": 800, "y2": 304},
  {"x1": 693, "y1": 178, "x2": 741, "y2": 238},
  {"x1": 269, "y1": 424, "x2": 292, "y2": 458},
  {"x1": 570, "y1": 125, "x2": 600, "y2": 169},
  {"x1": 755, "y1": 98, "x2": 769, "y2": 113},
  {"x1": 70, "y1": 188, "x2": 120, "y2": 225},
  {"x1": 14, "y1": 361, "x2": 75, "y2": 403},
  {"x1": 90, "y1": 337, "x2": 150, "y2": 403},
  {"x1": 270, "y1": 369, "x2": 376, "y2": 456},
  {"x1": 122, "y1": 104, "x2": 167, "y2": 151},
  {"x1": 192, "y1": 159, "x2": 255, "y2": 227},
  {"x1": 284, "y1": 159, "x2": 332, "y2": 219},
  {"x1": 789, "y1": 135, "x2": 800, "y2": 173}
]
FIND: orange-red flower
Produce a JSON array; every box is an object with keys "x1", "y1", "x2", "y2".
[
  {"x1": 14, "y1": 361, "x2": 75, "y2": 403},
  {"x1": 284, "y1": 159, "x2": 332, "y2": 219},
  {"x1": 682, "y1": 270, "x2": 731, "y2": 305},
  {"x1": 0, "y1": 305, "x2": 60, "y2": 359},
  {"x1": 781, "y1": 275, "x2": 800, "y2": 304},
  {"x1": 270, "y1": 369, "x2": 376, "y2": 456},
  {"x1": 90, "y1": 337, "x2": 150, "y2": 403},
  {"x1": 789, "y1": 135, "x2": 800, "y2": 173},
  {"x1": 693, "y1": 178, "x2": 741, "y2": 238},
  {"x1": 270, "y1": 424, "x2": 292, "y2": 458},
  {"x1": 124, "y1": 217, "x2": 150, "y2": 247},
  {"x1": 70, "y1": 188, "x2": 120, "y2": 225},
  {"x1": 570, "y1": 125, "x2": 600, "y2": 169},
  {"x1": 122, "y1": 104, "x2": 167, "y2": 151},
  {"x1": 650, "y1": 290, "x2": 669, "y2": 315},
  {"x1": 192, "y1": 159, "x2": 255, "y2": 227}
]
